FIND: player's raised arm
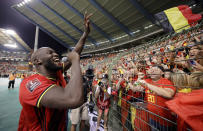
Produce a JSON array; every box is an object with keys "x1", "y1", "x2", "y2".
[{"x1": 63, "y1": 12, "x2": 93, "y2": 71}]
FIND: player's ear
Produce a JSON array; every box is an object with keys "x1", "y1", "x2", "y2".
[{"x1": 33, "y1": 58, "x2": 42, "y2": 65}]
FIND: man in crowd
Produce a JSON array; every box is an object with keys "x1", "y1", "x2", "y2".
[
  {"x1": 8, "y1": 72, "x2": 16, "y2": 89},
  {"x1": 69, "y1": 70, "x2": 92, "y2": 131},
  {"x1": 18, "y1": 12, "x2": 92, "y2": 131},
  {"x1": 138, "y1": 66, "x2": 176, "y2": 131}
]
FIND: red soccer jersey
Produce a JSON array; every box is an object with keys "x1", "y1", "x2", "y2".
[
  {"x1": 18, "y1": 73, "x2": 67, "y2": 131},
  {"x1": 145, "y1": 78, "x2": 176, "y2": 125}
]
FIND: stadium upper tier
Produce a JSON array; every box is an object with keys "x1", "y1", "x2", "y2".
[
  {"x1": 12, "y1": 0, "x2": 202, "y2": 54},
  {"x1": 0, "y1": 50, "x2": 29, "y2": 61}
]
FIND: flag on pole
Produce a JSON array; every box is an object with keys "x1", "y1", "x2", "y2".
[{"x1": 154, "y1": 5, "x2": 202, "y2": 32}]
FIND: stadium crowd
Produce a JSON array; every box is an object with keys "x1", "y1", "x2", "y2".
[
  {"x1": 79, "y1": 22, "x2": 203, "y2": 131},
  {"x1": 0, "y1": 51, "x2": 30, "y2": 78},
  {"x1": 0, "y1": 61, "x2": 29, "y2": 78}
]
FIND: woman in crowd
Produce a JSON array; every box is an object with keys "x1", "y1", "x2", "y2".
[{"x1": 95, "y1": 74, "x2": 111, "y2": 131}]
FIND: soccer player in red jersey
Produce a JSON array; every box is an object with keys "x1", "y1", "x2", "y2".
[
  {"x1": 138, "y1": 66, "x2": 176, "y2": 131},
  {"x1": 18, "y1": 13, "x2": 92, "y2": 131}
]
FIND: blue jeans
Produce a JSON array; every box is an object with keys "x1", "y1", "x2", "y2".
[{"x1": 149, "y1": 118, "x2": 175, "y2": 131}]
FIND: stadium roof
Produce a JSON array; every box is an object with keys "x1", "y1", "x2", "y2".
[
  {"x1": 0, "y1": 28, "x2": 32, "y2": 52},
  {"x1": 11, "y1": 0, "x2": 196, "y2": 53}
]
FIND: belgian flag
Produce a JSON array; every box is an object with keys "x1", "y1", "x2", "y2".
[{"x1": 154, "y1": 5, "x2": 202, "y2": 32}]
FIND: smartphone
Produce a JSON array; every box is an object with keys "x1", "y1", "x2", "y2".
[
  {"x1": 190, "y1": 60, "x2": 196, "y2": 65},
  {"x1": 120, "y1": 74, "x2": 123, "y2": 78}
]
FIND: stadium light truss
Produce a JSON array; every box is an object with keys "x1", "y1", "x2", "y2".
[{"x1": 17, "y1": 0, "x2": 31, "y2": 7}]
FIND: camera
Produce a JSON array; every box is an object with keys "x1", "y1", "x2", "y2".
[
  {"x1": 88, "y1": 93, "x2": 95, "y2": 113},
  {"x1": 85, "y1": 65, "x2": 94, "y2": 80},
  {"x1": 190, "y1": 60, "x2": 196, "y2": 65},
  {"x1": 84, "y1": 65, "x2": 95, "y2": 113}
]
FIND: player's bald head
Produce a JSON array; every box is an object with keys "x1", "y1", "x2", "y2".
[{"x1": 31, "y1": 47, "x2": 51, "y2": 65}]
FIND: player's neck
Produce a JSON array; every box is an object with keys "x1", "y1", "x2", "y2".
[{"x1": 37, "y1": 69, "x2": 57, "y2": 80}]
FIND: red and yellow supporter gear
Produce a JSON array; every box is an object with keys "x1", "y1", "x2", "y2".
[
  {"x1": 96, "y1": 87, "x2": 111, "y2": 110},
  {"x1": 133, "y1": 81, "x2": 149, "y2": 131},
  {"x1": 119, "y1": 80, "x2": 133, "y2": 131},
  {"x1": 166, "y1": 89, "x2": 203, "y2": 131},
  {"x1": 154, "y1": 5, "x2": 202, "y2": 32},
  {"x1": 134, "y1": 106, "x2": 150, "y2": 131},
  {"x1": 145, "y1": 78, "x2": 176, "y2": 126},
  {"x1": 111, "y1": 80, "x2": 119, "y2": 101}
]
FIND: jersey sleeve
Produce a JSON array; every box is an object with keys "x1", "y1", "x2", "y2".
[{"x1": 19, "y1": 76, "x2": 55, "y2": 108}]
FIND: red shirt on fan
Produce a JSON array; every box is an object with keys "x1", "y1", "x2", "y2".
[
  {"x1": 119, "y1": 80, "x2": 133, "y2": 102},
  {"x1": 131, "y1": 77, "x2": 142, "y2": 99},
  {"x1": 145, "y1": 77, "x2": 176, "y2": 125},
  {"x1": 18, "y1": 71, "x2": 67, "y2": 131}
]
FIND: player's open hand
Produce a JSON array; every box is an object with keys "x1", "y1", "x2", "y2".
[{"x1": 84, "y1": 11, "x2": 93, "y2": 34}]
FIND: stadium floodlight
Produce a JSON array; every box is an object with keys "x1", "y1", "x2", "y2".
[
  {"x1": 22, "y1": 2, "x2": 25, "y2": 5},
  {"x1": 19, "y1": 3, "x2": 23, "y2": 6},
  {"x1": 4, "y1": 44, "x2": 17, "y2": 48},
  {"x1": 5, "y1": 29, "x2": 16, "y2": 35},
  {"x1": 24, "y1": 0, "x2": 30, "y2": 3}
]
